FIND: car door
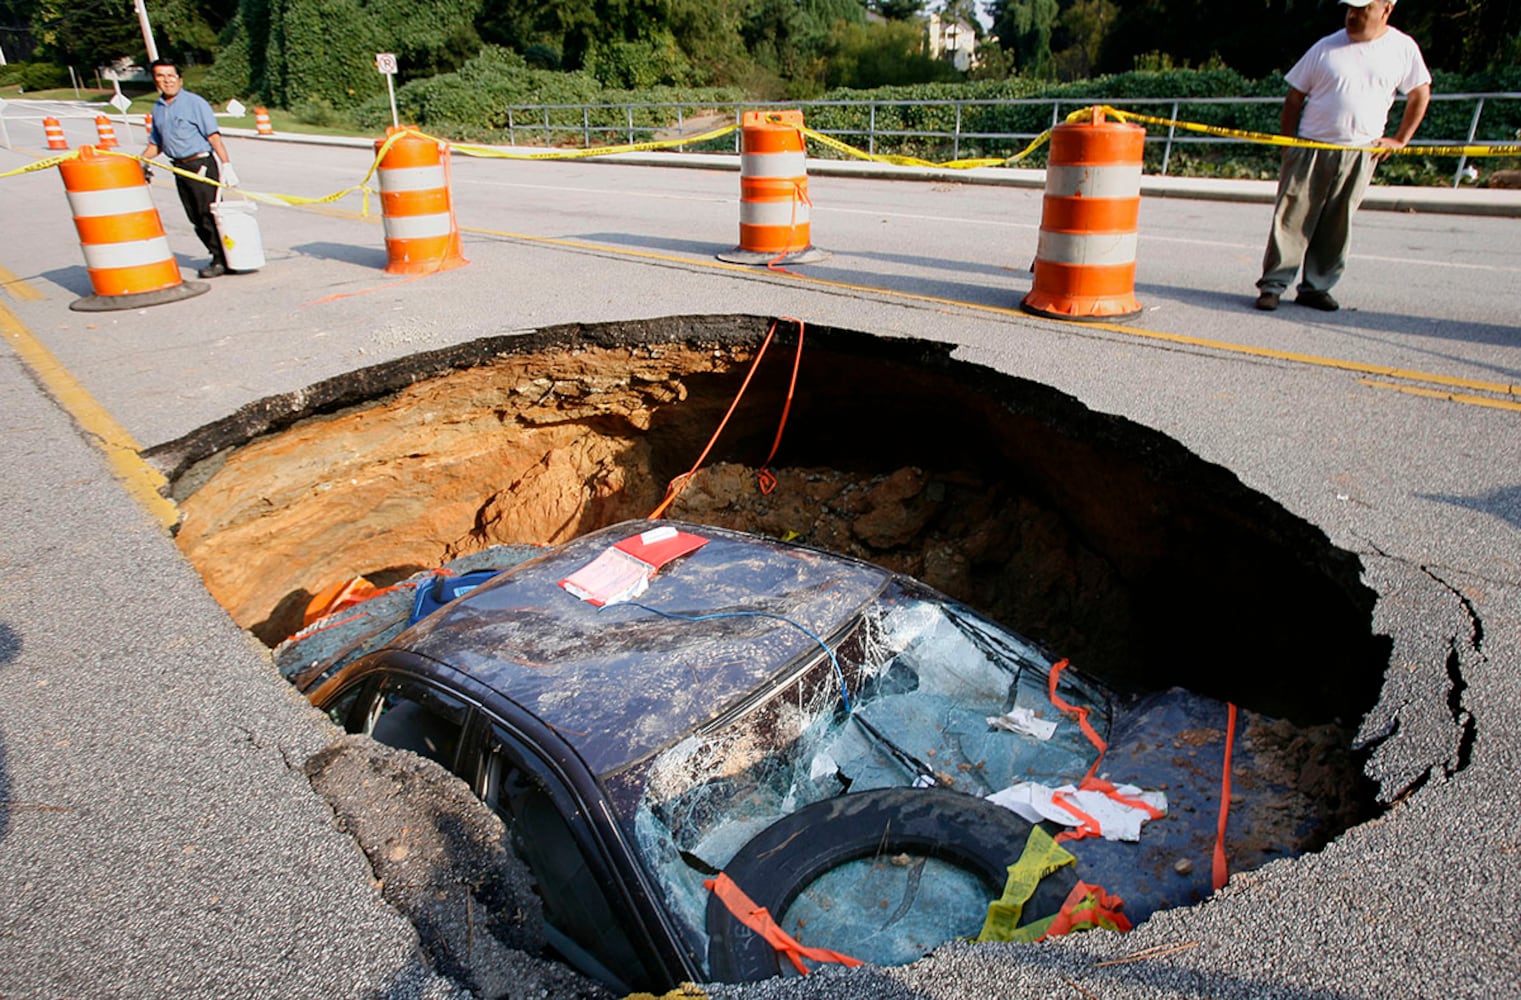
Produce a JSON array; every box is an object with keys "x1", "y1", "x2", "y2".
[{"x1": 471, "y1": 719, "x2": 673, "y2": 993}]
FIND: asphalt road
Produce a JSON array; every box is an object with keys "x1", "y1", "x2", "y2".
[{"x1": 1, "y1": 107, "x2": 1519, "y2": 998}]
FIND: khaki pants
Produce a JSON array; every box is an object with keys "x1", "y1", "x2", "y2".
[{"x1": 1257, "y1": 146, "x2": 1374, "y2": 296}]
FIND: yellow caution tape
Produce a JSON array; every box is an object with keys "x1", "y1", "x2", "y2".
[
  {"x1": 428, "y1": 122, "x2": 739, "y2": 160},
  {"x1": 798, "y1": 124, "x2": 1052, "y2": 170},
  {"x1": 976, "y1": 826, "x2": 1076, "y2": 944},
  {"x1": 0, "y1": 151, "x2": 78, "y2": 179},
  {"x1": 1083, "y1": 104, "x2": 1521, "y2": 158}
]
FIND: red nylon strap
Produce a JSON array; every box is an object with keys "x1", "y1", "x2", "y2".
[
  {"x1": 1041, "y1": 880, "x2": 1133, "y2": 939},
  {"x1": 754, "y1": 318, "x2": 804, "y2": 495},
  {"x1": 1213, "y1": 701, "x2": 1238, "y2": 891},
  {"x1": 648, "y1": 320, "x2": 779, "y2": 519},
  {"x1": 705, "y1": 873, "x2": 863, "y2": 975},
  {"x1": 1047, "y1": 658, "x2": 1107, "y2": 782},
  {"x1": 1082, "y1": 775, "x2": 1166, "y2": 820},
  {"x1": 1051, "y1": 791, "x2": 1102, "y2": 844}
]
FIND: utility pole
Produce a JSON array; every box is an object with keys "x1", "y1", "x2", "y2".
[{"x1": 134, "y1": 0, "x2": 159, "y2": 63}]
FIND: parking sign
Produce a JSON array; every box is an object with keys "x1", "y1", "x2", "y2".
[{"x1": 375, "y1": 53, "x2": 398, "y2": 75}]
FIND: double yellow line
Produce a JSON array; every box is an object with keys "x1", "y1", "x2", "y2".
[{"x1": 0, "y1": 265, "x2": 178, "y2": 529}]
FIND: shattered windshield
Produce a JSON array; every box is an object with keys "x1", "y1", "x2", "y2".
[{"x1": 606, "y1": 582, "x2": 1112, "y2": 972}]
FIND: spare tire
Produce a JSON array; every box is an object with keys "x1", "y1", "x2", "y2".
[{"x1": 705, "y1": 786, "x2": 1077, "y2": 982}]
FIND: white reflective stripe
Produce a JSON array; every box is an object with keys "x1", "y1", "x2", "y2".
[
  {"x1": 740, "y1": 199, "x2": 811, "y2": 227},
  {"x1": 66, "y1": 186, "x2": 154, "y2": 218},
  {"x1": 1037, "y1": 231, "x2": 1138, "y2": 267},
  {"x1": 741, "y1": 151, "x2": 807, "y2": 178},
  {"x1": 377, "y1": 164, "x2": 446, "y2": 193},
  {"x1": 1044, "y1": 164, "x2": 1141, "y2": 199},
  {"x1": 383, "y1": 213, "x2": 453, "y2": 240},
  {"x1": 80, "y1": 236, "x2": 172, "y2": 270}
]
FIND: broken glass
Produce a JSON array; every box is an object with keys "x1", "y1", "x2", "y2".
[{"x1": 615, "y1": 581, "x2": 1112, "y2": 972}]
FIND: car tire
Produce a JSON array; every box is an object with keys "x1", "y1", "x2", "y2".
[{"x1": 705, "y1": 786, "x2": 1076, "y2": 982}]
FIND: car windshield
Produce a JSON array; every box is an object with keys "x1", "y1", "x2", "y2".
[{"x1": 605, "y1": 581, "x2": 1112, "y2": 973}]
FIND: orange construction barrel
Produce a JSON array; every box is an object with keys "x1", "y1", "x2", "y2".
[
  {"x1": 255, "y1": 107, "x2": 274, "y2": 137},
  {"x1": 58, "y1": 146, "x2": 208, "y2": 312},
  {"x1": 43, "y1": 117, "x2": 67, "y2": 150},
  {"x1": 94, "y1": 115, "x2": 119, "y2": 149},
  {"x1": 373, "y1": 127, "x2": 468, "y2": 275},
  {"x1": 717, "y1": 110, "x2": 827, "y2": 265},
  {"x1": 1022, "y1": 108, "x2": 1145, "y2": 322}
]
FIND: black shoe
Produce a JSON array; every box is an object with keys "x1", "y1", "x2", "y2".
[
  {"x1": 1296, "y1": 289, "x2": 1339, "y2": 312},
  {"x1": 197, "y1": 262, "x2": 227, "y2": 278},
  {"x1": 1254, "y1": 291, "x2": 1280, "y2": 311}
]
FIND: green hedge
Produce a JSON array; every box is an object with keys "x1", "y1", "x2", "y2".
[
  {"x1": 350, "y1": 46, "x2": 745, "y2": 142},
  {"x1": 0, "y1": 62, "x2": 71, "y2": 91}
]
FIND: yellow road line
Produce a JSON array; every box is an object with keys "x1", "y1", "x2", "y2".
[
  {"x1": 455, "y1": 223, "x2": 1521, "y2": 410},
  {"x1": 0, "y1": 300, "x2": 178, "y2": 529},
  {"x1": 1357, "y1": 378, "x2": 1521, "y2": 412},
  {"x1": 0, "y1": 263, "x2": 46, "y2": 302}
]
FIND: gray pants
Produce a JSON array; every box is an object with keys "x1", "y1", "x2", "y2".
[{"x1": 1257, "y1": 146, "x2": 1374, "y2": 296}]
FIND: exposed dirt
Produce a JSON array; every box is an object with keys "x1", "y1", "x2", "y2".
[{"x1": 161, "y1": 316, "x2": 1389, "y2": 729}]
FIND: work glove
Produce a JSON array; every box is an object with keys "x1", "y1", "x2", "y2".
[
  {"x1": 219, "y1": 162, "x2": 240, "y2": 188},
  {"x1": 141, "y1": 163, "x2": 154, "y2": 182}
]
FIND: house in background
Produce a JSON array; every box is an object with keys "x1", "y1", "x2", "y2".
[{"x1": 927, "y1": 12, "x2": 978, "y2": 71}]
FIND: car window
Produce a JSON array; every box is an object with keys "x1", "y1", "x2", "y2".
[
  {"x1": 620, "y1": 581, "x2": 1113, "y2": 970},
  {"x1": 360, "y1": 674, "x2": 470, "y2": 773},
  {"x1": 477, "y1": 724, "x2": 660, "y2": 992}
]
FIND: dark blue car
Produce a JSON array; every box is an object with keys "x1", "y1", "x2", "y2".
[{"x1": 299, "y1": 520, "x2": 1286, "y2": 991}]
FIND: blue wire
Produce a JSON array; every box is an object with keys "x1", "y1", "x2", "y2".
[{"x1": 605, "y1": 600, "x2": 853, "y2": 714}]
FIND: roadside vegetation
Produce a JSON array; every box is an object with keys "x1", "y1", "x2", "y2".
[{"x1": 2, "y1": 0, "x2": 1516, "y2": 184}]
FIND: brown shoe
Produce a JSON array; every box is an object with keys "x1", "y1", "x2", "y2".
[
  {"x1": 1254, "y1": 291, "x2": 1280, "y2": 311},
  {"x1": 1296, "y1": 289, "x2": 1339, "y2": 312}
]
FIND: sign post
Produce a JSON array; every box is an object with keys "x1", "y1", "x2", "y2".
[{"x1": 375, "y1": 53, "x2": 399, "y2": 129}]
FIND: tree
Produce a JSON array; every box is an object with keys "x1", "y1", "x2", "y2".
[
  {"x1": 1051, "y1": 0, "x2": 1113, "y2": 79},
  {"x1": 988, "y1": 0, "x2": 1058, "y2": 78},
  {"x1": 871, "y1": 0, "x2": 922, "y2": 20},
  {"x1": 824, "y1": 17, "x2": 956, "y2": 88},
  {"x1": 32, "y1": 0, "x2": 141, "y2": 69}
]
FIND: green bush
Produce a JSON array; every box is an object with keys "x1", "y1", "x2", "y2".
[{"x1": 5, "y1": 62, "x2": 71, "y2": 91}]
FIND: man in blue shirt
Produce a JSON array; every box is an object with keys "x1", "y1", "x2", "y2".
[{"x1": 142, "y1": 59, "x2": 241, "y2": 278}]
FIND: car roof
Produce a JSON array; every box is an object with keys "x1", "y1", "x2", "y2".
[{"x1": 396, "y1": 520, "x2": 891, "y2": 777}]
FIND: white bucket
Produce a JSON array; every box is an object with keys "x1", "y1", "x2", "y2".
[{"x1": 211, "y1": 194, "x2": 265, "y2": 272}]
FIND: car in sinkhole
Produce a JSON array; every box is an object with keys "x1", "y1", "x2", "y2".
[{"x1": 291, "y1": 519, "x2": 1320, "y2": 992}]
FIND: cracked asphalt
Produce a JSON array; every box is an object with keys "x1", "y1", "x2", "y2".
[{"x1": 1, "y1": 119, "x2": 1518, "y2": 998}]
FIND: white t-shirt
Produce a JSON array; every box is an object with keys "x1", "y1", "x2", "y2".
[{"x1": 1286, "y1": 27, "x2": 1432, "y2": 145}]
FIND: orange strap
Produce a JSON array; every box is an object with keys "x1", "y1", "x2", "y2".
[
  {"x1": 1047, "y1": 658, "x2": 1107, "y2": 782},
  {"x1": 1041, "y1": 880, "x2": 1132, "y2": 939},
  {"x1": 647, "y1": 320, "x2": 779, "y2": 519},
  {"x1": 754, "y1": 318, "x2": 804, "y2": 494},
  {"x1": 1082, "y1": 775, "x2": 1166, "y2": 820},
  {"x1": 1213, "y1": 701, "x2": 1238, "y2": 891},
  {"x1": 1048, "y1": 659, "x2": 1167, "y2": 844},
  {"x1": 765, "y1": 179, "x2": 814, "y2": 274},
  {"x1": 705, "y1": 873, "x2": 863, "y2": 975},
  {"x1": 1050, "y1": 791, "x2": 1102, "y2": 844},
  {"x1": 648, "y1": 317, "x2": 807, "y2": 517}
]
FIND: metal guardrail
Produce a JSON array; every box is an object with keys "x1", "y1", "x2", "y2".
[{"x1": 499, "y1": 92, "x2": 1520, "y2": 188}]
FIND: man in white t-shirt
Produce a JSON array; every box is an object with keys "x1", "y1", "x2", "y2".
[{"x1": 1254, "y1": 0, "x2": 1431, "y2": 312}]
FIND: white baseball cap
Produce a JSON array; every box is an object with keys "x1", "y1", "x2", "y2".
[{"x1": 1341, "y1": 0, "x2": 1394, "y2": 7}]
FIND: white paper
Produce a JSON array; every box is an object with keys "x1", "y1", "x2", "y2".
[{"x1": 986, "y1": 707, "x2": 1058, "y2": 741}]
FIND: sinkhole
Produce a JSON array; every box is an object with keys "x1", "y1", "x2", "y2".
[{"x1": 149, "y1": 313, "x2": 1389, "y2": 931}]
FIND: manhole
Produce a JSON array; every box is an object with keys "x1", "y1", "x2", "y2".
[{"x1": 148, "y1": 313, "x2": 1387, "y2": 927}]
